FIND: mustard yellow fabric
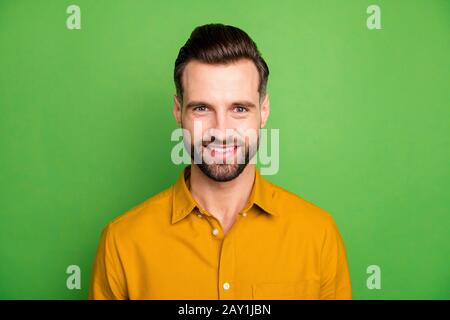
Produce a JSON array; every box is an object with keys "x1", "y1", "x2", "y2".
[{"x1": 89, "y1": 165, "x2": 352, "y2": 300}]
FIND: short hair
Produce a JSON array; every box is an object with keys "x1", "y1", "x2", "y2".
[{"x1": 174, "y1": 23, "x2": 269, "y2": 103}]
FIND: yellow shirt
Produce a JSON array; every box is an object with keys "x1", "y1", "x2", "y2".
[{"x1": 89, "y1": 165, "x2": 352, "y2": 300}]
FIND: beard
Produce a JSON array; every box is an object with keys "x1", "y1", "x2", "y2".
[
  {"x1": 186, "y1": 135, "x2": 260, "y2": 182},
  {"x1": 197, "y1": 162, "x2": 247, "y2": 182}
]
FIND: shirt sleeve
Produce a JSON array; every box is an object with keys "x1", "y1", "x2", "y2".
[
  {"x1": 319, "y1": 216, "x2": 352, "y2": 300},
  {"x1": 88, "y1": 222, "x2": 128, "y2": 300}
]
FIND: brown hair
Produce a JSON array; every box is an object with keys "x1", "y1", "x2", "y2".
[{"x1": 174, "y1": 23, "x2": 269, "y2": 104}]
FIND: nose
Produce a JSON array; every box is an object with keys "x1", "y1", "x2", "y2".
[
  {"x1": 213, "y1": 109, "x2": 229, "y2": 133},
  {"x1": 207, "y1": 110, "x2": 233, "y2": 144}
]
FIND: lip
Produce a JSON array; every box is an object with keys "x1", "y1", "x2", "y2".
[{"x1": 205, "y1": 145, "x2": 239, "y2": 158}]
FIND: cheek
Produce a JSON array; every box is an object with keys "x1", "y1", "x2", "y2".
[
  {"x1": 235, "y1": 120, "x2": 258, "y2": 131},
  {"x1": 180, "y1": 125, "x2": 199, "y2": 145},
  {"x1": 235, "y1": 120, "x2": 259, "y2": 140}
]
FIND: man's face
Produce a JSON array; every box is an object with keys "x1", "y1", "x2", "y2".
[{"x1": 173, "y1": 58, "x2": 270, "y2": 182}]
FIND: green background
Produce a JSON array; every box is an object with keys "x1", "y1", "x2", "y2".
[{"x1": 0, "y1": 0, "x2": 449, "y2": 299}]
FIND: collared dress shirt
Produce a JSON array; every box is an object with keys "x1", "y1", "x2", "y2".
[{"x1": 89, "y1": 165, "x2": 352, "y2": 299}]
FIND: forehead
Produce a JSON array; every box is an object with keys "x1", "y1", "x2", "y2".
[{"x1": 182, "y1": 58, "x2": 260, "y2": 104}]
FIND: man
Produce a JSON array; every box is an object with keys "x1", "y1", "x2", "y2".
[{"x1": 89, "y1": 23, "x2": 352, "y2": 300}]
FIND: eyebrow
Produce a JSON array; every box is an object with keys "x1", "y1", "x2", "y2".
[{"x1": 185, "y1": 100, "x2": 257, "y2": 109}]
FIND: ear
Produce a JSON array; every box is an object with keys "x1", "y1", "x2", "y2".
[
  {"x1": 173, "y1": 95, "x2": 182, "y2": 126},
  {"x1": 260, "y1": 94, "x2": 270, "y2": 128}
]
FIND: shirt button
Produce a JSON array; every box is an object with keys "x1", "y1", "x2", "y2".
[
  {"x1": 197, "y1": 214, "x2": 202, "y2": 218},
  {"x1": 212, "y1": 228, "x2": 219, "y2": 236},
  {"x1": 223, "y1": 282, "x2": 230, "y2": 290},
  {"x1": 242, "y1": 212, "x2": 247, "y2": 217}
]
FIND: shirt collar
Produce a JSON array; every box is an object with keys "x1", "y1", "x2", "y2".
[{"x1": 171, "y1": 164, "x2": 278, "y2": 224}]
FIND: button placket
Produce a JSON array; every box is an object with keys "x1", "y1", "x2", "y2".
[
  {"x1": 217, "y1": 227, "x2": 236, "y2": 299},
  {"x1": 202, "y1": 214, "x2": 224, "y2": 240}
]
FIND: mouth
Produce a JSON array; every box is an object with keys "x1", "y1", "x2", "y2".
[{"x1": 203, "y1": 143, "x2": 240, "y2": 158}]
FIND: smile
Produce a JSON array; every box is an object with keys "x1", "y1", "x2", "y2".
[{"x1": 205, "y1": 145, "x2": 239, "y2": 157}]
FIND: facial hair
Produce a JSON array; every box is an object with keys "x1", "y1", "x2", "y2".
[{"x1": 187, "y1": 134, "x2": 260, "y2": 182}]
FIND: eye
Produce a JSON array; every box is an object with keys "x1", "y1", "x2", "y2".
[
  {"x1": 233, "y1": 105, "x2": 248, "y2": 113},
  {"x1": 193, "y1": 105, "x2": 209, "y2": 112}
]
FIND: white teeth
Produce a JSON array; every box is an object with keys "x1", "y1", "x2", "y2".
[
  {"x1": 210, "y1": 147, "x2": 234, "y2": 153},
  {"x1": 207, "y1": 146, "x2": 236, "y2": 153}
]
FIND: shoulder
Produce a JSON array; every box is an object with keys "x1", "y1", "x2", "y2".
[
  {"x1": 268, "y1": 179, "x2": 338, "y2": 231},
  {"x1": 104, "y1": 185, "x2": 174, "y2": 238}
]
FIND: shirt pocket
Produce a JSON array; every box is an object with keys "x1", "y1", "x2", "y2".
[{"x1": 252, "y1": 280, "x2": 320, "y2": 300}]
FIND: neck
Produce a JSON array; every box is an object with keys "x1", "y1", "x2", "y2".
[{"x1": 189, "y1": 164, "x2": 255, "y2": 231}]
